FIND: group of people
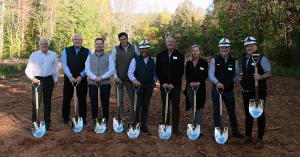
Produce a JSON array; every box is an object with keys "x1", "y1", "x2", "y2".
[{"x1": 25, "y1": 32, "x2": 271, "y2": 148}]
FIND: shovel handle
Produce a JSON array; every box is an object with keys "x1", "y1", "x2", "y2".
[
  {"x1": 216, "y1": 87, "x2": 223, "y2": 116},
  {"x1": 164, "y1": 87, "x2": 171, "y2": 124},
  {"x1": 193, "y1": 88, "x2": 197, "y2": 122},
  {"x1": 73, "y1": 85, "x2": 78, "y2": 117},
  {"x1": 133, "y1": 85, "x2": 140, "y2": 113},
  {"x1": 97, "y1": 84, "x2": 101, "y2": 118}
]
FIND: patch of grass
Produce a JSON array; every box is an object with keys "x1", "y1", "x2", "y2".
[
  {"x1": 272, "y1": 63, "x2": 300, "y2": 77},
  {"x1": 0, "y1": 64, "x2": 26, "y2": 75}
]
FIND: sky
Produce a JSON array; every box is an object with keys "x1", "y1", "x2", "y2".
[{"x1": 111, "y1": 0, "x2": 213, "y2": 13}]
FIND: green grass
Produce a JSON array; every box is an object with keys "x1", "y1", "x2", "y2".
[{"x1": 0, "y1": 64, "x2": 26, "y2": 75}]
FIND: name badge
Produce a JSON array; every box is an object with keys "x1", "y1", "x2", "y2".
[
  {"x1": 251, "y1": 63, "x2": 255, "y2": 66},
  {"x1": 173, "y1": 56, "x2": 178, "y2": 60},
  {"x1": 228, "y1": 67, "x2": 233, "y2": 71},
  {"x1": 200, "y1": 67, "x2": 204, "y2": 70}
]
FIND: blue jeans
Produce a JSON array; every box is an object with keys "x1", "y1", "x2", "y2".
[
  {"x1": 211, "y1": 88, "x2": 240, "y2": 134},
  {"x1": 89, "y1": 84, "x2": 111, "y2": 121}
]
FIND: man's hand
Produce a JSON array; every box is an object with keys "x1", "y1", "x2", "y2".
[
  {"x1": 216, "y1": 82, "x2": 224, "y2": 89},
  {"x1": 95, "y1": 76, "x2": 103, "y2": 83},
  {"x1": 190, "y1": 82, "x2": 200, "y2": 87},
  {"x1": 69, "y1": 77, "x2": 76, "y2": 83},
  {"x1": 168, "y1": 84, "x2": 174, "y2": 89},
  {"x1": 114, "y1": 77, "x2": 120, "y2": 83},
  {"x1": 32, "y1": 78, "x2": 40, "y2": 84},
  {"x1": 254, "y1": 73, "x2": 261, "y2": 80},
  {"x1": 75, "y1": 76, "x2": 82, "y2": 84},
  {"x1": 132, "y1": 80, "x2": 141, "y2": 87},
  {"x1": 162, "y1": 83, "x2": 169, "y2": 89}
]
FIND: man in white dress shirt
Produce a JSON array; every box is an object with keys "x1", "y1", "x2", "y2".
[
  {"x1": 127, "y1": 39, "x2": 156, "y2": 134},
  {"x1": 25, "y1": 38, "x2": 59, "y2": 131},
  {"x1": 85, "y1": 38, "x2": 114, "y2": 126}
]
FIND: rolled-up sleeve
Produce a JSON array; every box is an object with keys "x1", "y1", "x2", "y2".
[{"x1": 208, "y1": 58, "x2": 219, "y2": 85}]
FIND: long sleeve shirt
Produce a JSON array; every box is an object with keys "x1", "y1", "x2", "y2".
[
  {"x1": 85, "y1": 52, "x2": 115, "y2": 80},
  {"x1": 109, "y1": 44, "x2": 140, "y2": 79},
  {"x1": 208, "y1": 57, "x2": 240, "y2": 85},
  {"x1": 61, "y1": 46, "x2": 91, "y2": 78},
  {"x1": 25, "y1": 50, "x2": 59, "y2": 82}
]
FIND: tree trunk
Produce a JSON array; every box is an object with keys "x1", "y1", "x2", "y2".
[{"x1": 0, "y1": 2, "x2": 5, "y2": 60}]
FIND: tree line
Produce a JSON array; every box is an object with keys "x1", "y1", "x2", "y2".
[{"x1": 0, "y1": 0, "x2": 299, "y2": 75}]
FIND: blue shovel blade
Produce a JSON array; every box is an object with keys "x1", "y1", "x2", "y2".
[
  {"x1": 72, "y1": 117, "x2": 83, "y2": 133},
  {"x1": 158, "y1": 124, "x2": 172, "y2": 140},
  {"x1": 32, "y1": 121, "x2": 46, "y2": 138},
  {"x1": 113, "y1": 117, "x2": 124, "y2": 133},
  {"x1": 187, "y1": 124, "x2": 201, "y2": 141}
]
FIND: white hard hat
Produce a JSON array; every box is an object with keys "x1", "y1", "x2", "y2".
[
  {"x1": 218, "y1": 38, "x2": 231, "y2": 47},
  {"x1": 138, "y1": 39, "x2": 151, "y2": 48},
  {"x1": 244, "y1": 36, "x2": 257, "y2": 46}
]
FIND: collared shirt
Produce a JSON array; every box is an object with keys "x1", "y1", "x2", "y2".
[
  {"x1": 128, "y1": 56, "x2": 155, "y2": 81},
  {"x1": 110, "y1": 44, "x2": 140, "y2": 79},
  {"x1": 208, "y1": 57, "x2": 240, "y2": 85},
  {"x1": 245, "y1": 54, "x2": 271, "y2": 72},
  {"x1": 61, "y1": 46, "x2": 91, "y2": 78},
  {"x1": 25, "y1": 50, "x2": 59, "y2": 82},
  {"x1": 85, "y1": 51, "x2": 115, "y2": 80}
]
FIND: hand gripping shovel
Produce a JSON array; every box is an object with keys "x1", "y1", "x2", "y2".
[
  {"x1": 94, "y1": 82, "x2": 107, "y2": 134},
  {"x1": 158, "y1": 87, "x2": 172, "y2": 140},
  {"x1": 113, "y1": 82, "x2": 125, "y2": 133},
  {"x1": 187, "y1": 85, "x2": 201, "y2": 141},
  {"x1": 71, "y1": 82, "x2": 83, "y2": 133},
  {"x1": 32, "y1": 82, "x2": 46, "y2": 138},
  {"x1": 249, "y1": 54, "x2": 264, "y2": 119},
  {"x1": 127, "y1": 85, "x2": 141, "y2": 139},
  {"x1": 214, "y1": 88, "x2": 228, "y2": 144}
]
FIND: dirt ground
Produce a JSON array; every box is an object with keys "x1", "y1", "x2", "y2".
[{"x1": 0, "y1": 71, "x2": 299, "y2": 157}]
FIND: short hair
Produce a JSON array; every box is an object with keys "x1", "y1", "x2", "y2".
[
  {"x1": 165, "y1": 35, "x2": 176, "y2": 43},
  {"x1": 118, "y1": 32, "x2": 128, "y2": 39},
  {"x1": 94, "y1": 38, "x2": 104, "y2": 43},
  {"x1": 39, "y1": 37, "x2": 50, "y2": 45},
  {"x1": 191, "y1": 44, "x2": 200, "y2": 50}
]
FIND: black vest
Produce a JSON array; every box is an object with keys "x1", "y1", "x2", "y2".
[
  {"x1": 134, "y1": 56, "x2": 155, "y2": 85},
  {"x1": 241, "y1": 53, "x2": 267, "y2": 93},
  {"x1": 65, "y1": 46, "x2": 89, "y2": 78},
  {"x1": 214, "y1": 55, "x2": 236, "y2": 91}
]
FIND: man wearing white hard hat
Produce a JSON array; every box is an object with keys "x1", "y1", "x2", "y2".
[
  {"x1": 240, "y1": 36, "x2": 271, "y2": 148},
  {"x1": 209, "y1": 38, "x2": 243, "y2": 139},
  {"x1": 127, "y1": 39, "x2": 156, "y2": 134}
]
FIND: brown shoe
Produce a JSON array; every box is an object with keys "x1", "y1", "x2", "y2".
[
  {"x1": 240, "y1": 136, "x2": 252, "y2": 144},
  {"x1": 255, "y1": 139, "x2": 264, "y2": 149}
]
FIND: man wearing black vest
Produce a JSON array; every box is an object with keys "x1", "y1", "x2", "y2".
[
  {"x1": 128, "y1": 39, "x2": 156, "y2": 135},
  {"x1": 61, "y1": 34, "x2": 90, "y2": 126},
  {"x1": 156, "y1": 35, "x2": 184, "y2": 135},
  {"x1": 240, "y1": 36, "x2": 271, "y2": 149},
  {"x1": 209, "y1": 38, "x2": 243, "y2": 138},
  {"x1": 110, "y1": 32, "x2": 140, "y2": 122}
]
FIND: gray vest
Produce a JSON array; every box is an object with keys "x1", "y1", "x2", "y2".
[
  {"x1": 115, "y1": 45, "x2": 136, "y2": 80},
  {"x1": 88, "y1": 52, "x2": 110, "y2": 85}
]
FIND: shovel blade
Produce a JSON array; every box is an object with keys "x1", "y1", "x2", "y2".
[
  {"x1": 113, "y1": 117, "x2": 124, "y2": 133},
  {"x1": 94, "y1": 118, "x2": 107, "y2": 134},
  {"x1": 187, "y1": 124, "x2": 201, "y2": 141},
  {"x1": 249, "y1": 99, "x2": 264, "y2": 119},
  {"x1": 32, "y1": 121, "x2": 46, "y2": 138},
  {"x1": 158, "y1": 124, "x2": 172, "y2": 140},
  {"x1": 72, "y1": 117, "x2": 83, "y2": 133},
  {"x1": 127, "y1": 123, "x2": 141, "y2": 139},
  {"x1": 214, "y1": 127, "x2": 228, "y2": 144}
]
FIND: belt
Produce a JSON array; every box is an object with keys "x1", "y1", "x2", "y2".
[
  {"x1": 35, "y1": 75, "x2": 52, "y2": 79},
  {"x1": 243, "y1": 89, "x2": 253, "y2": 93}
]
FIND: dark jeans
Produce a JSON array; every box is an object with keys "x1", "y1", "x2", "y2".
[
  {"x1": 160, "y1": 86, "x2": 181, "y2": 129},
  {"x1": 135, "y1": 85, "x2": 154, "y2": 129},
  {"x1": 62, "y1": 78, "x2": 87, "y2": 123},
  {"x1": 211, "y1": 88, "x2": 240, "y2": 134},
  {"x1": 89, "y1": 84, "x2": 111, "y2": 120},
  {"x1": 32, "y1": 76, "x2": 54, "y2": 128},
  {"x1": 242, "y1": 91, "x2": 266, "y2": 140}
]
